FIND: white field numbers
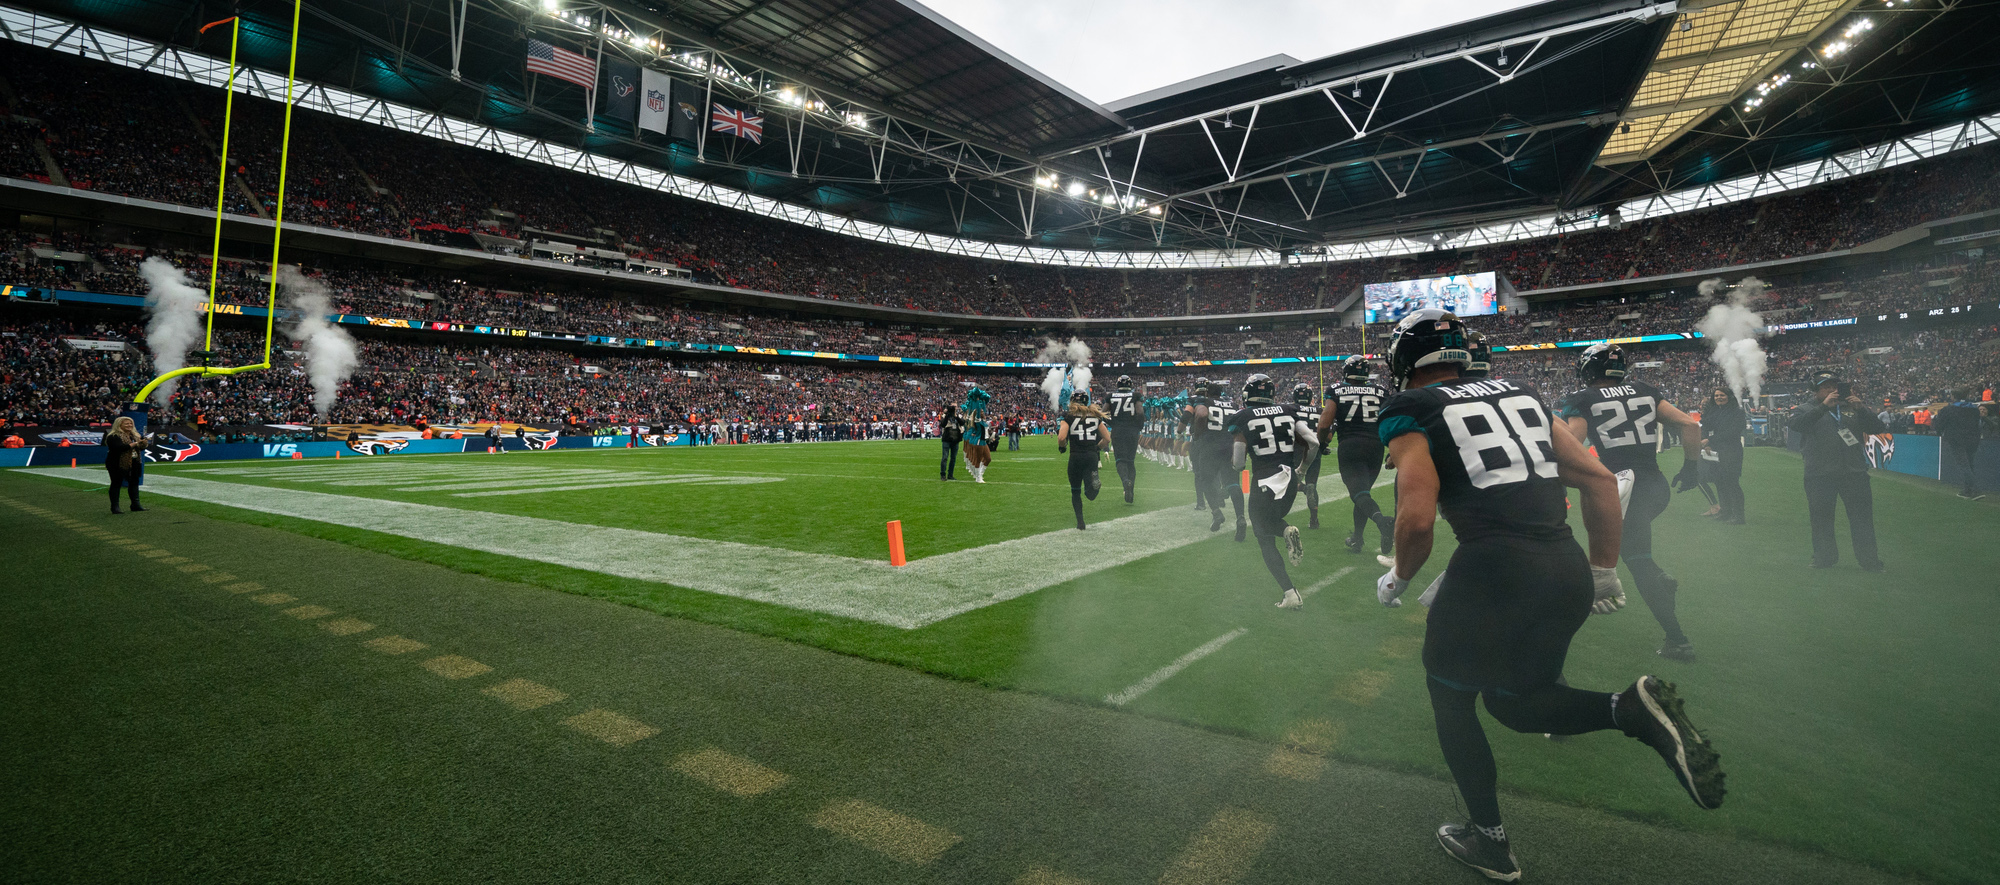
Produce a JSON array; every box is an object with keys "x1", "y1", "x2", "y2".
[
  {"x1": 1244, "y1": 413, "x2": 1298, "y2": 456},
  {"x1": 1441, "y1": 395, "x2": 1559, "y2": 488},
  {"x1": 1588, "y1": 396, "x2": 1659, "y2": 449}
]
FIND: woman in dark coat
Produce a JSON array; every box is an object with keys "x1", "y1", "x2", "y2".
[
  {"x1": 104, "y1": 416, "x2": 147, "y2": 514},
  {"x1": 1701, "y1": 388, "x2": 1747, "y2": 524}
]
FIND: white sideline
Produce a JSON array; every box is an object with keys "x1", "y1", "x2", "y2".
[
  {"x1": 1105, "y1": 628, "x2": 1249, "y2": 707},
  {"x1": 21, "y1": 470, "x2": 1222, "y2": 628}
]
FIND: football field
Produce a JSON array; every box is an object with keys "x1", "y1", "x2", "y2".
[{"x1": 5, "y1": 438, "x2": 1995, "y2": 883}]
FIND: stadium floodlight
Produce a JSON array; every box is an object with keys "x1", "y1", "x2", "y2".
[
  {"x1": 541, "y1": 0, "x2": 557, "y2": 11},
  {"x1": 1066, "y1": 180, "x2": 1086, "y2": 197}
]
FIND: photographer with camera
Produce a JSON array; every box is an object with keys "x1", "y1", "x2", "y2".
[{"x1": 1793, "y1": 374, "x2": 1886, "y2": 571}]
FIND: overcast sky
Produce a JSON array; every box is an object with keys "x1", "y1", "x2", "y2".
[{"x1": 918, "y1": 0, "x2": 1549, "y2": 105}]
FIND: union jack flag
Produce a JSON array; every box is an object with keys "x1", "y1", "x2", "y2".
[{"x1": 710, "y1": 103, "x2": 763, "y2": 144}]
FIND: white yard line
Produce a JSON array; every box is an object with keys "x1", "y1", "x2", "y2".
[
  {"x1": 1300, "y1": 566, "x2": 1358, "y2": 598},
  {"x1": 1105, "y1": 628, "x2": 1249, "y2": 707},
  {"x1": 452, "y1": 476, "x2": 781, "y2": 496},
  {"x1": 21, "y1": 470, "x2": 1222, "y2": 629}
]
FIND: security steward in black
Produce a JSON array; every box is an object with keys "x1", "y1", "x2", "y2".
[{"x1": 1793, "y1": 374, "x2": 1886, "y2": 571}]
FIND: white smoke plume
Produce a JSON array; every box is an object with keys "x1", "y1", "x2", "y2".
[
  {"x1": 1036, "y1": 337, "x2": 1093, "y2": 411},
  {"x1": 277, "y1": 266, "x2": 361, "y2": 420},
  {"x1": 138, "y1": 256, "x2": 209, "y2": 406},
  {"x1": 1694, "y1": 275, "x2": 1770, "y2": 404}
]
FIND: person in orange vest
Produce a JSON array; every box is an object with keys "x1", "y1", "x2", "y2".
[
  {"x1": 57, "y1": 438, "x2": 71, "y2": 447},
  {"x1": 1, "y1": 434, "x2": 23, "y2": 448},
  {"x1": 421, "y1": 426, "x2": 435, "y2": 440}
]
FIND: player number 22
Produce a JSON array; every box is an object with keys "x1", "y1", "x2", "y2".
[{"x1": 1441, "y1": 396, "x2": 1558, "y2": 489}]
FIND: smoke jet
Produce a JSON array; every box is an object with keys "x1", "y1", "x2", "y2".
[
  {"x1": 1694, "y1": 275, "x2": 1770, "y2": 404},
  {"x1": 1036, "y1": 338, "x2": 1093, "y2": 411},
  {"x1": 278, "y1": 266, "x2": 361, "y2": 420},
  {"x1": 138, "y1": 257, "x2": 208, "y2": 406}
]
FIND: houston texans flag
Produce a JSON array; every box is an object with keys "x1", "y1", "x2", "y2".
[
  {"x1": 710, "y1": 103, "x2": 763, "y2": 144},
  {"x1": 525, "y1": 39, "x2": 597, "y2": 89}
]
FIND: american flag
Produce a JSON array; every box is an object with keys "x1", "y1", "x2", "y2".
[
  {"x1": 710, "y1": 103, "x2": 764, "y2": 144},
  {"x1": 525, "y1": 39, "x2": 597, "y2": 89}
]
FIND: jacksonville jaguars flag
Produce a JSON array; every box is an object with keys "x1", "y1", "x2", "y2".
[
  {"x1": 638, "y1": 68, "x2": 704, "y2": 144},
  {"x1": 598, "y1": 57, "x2": 639, "y2": 125}
]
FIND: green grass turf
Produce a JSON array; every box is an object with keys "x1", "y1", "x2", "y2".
[
  {"x1": 10, "y1": 440, "x2": 1998, "y2": 882},
  {"x1": 0, "y1": 480, "x2": 1921, "y2": 884}
]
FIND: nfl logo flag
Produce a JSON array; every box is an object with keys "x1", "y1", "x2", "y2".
[
  {"x1": 525, "y1": 38, "x2": 597, "y2": 89},
  {"x1": 710, "y1": 103, "x2": 764, "y2": 144},
  {"x1": 646, "y1": 90, "x2": 666, "y2": 113}
]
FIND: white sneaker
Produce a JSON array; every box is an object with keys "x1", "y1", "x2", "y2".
[
  {"x1": 1377, "y1": 554, "x2": 1397, "y2": 569},
  {"x1": 1276, "y1": 588, "x2": 1304, "y2": 610}
]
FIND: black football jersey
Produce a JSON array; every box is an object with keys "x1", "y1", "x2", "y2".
[
  {"x1": 1378, "y1": 378, "x2": 1570, "y2": 543},
  {"x1": 1107, "y1": 389, "x2": 1142, "y2": 425},
  {"x1": 1064, "y1": 413, "x2": 1105, "y2": 458},
  {"x1": 1556, "y1": 378, "x2": 1666, "y2": 474},
  {"x1": 1328, "y1": 382, "x2": 1392, "y2": 441},
  {"x1": 1225, "y1": 403, "x2": 1308, "y2": 481},
  {"x1": 1294, "y1": 401, "x2": 1323, "y2": 440}
]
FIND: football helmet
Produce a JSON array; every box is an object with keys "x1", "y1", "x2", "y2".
[
  {"x1": 1577, "y1": 343, "x2": 1627, "y2": 382},
  {"x1": 1464, "y1": 330, "x2": 1492, "y2": 378},
  {"x1": 1341, "y1": 355, "x2": 1372, "y2": 383},
  {"x1": 1116, "y1": 374, "x2": 1134, "y2": 390},
  {"x1": 1071, "y1": 389, "x2": 1091, "y2": 406},
  {"x1": 1292, "y1": 382, "x2": 1314, "y2": 406},
  {"x1": 1244, "y1": 374, "x2": 1277, "y2": 403},
  {"x1": 1384, "y1": 309, "x2": 1471, "y2": 383}
]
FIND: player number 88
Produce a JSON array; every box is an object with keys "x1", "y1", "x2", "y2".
[{"x1": 1440, "y1": 396, "x2": 1558, "y2": 489}]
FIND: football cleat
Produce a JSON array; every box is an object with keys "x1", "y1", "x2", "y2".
[
  {"x1": 1615, "y1": 677, "x2": 1726, "y2": 809},
  {"x1": 1276, "y1": 588, "x2": 1304, "y2": 610},
  {"x1": 1374, "y1": 513, "x2": 1397, "y2": 555},
  {"x1": 1308, "y1": 512, "x2": 1321, "y2": 530},
  {"x1": 1210, "y1": 509, "x2": 1227, "y2": 533},
  {"x1": 1343, "y1": 533, "x2": 1363, "y2": 553},
  {"x1": 1085, "y1": 470, "x2": 1102, "y2": 500},
  {"x1": 1658, "y1": 642, "x2": 1697, "y2": 663},
  {"x1": 1284, "y1": 525, "x2": 1304, "y2": 566},
  {"x1": 1437, "y1": 824, "x2": 1520, "y2": 882},
  {"x1": 1377, "y1": 554, "x2": 1397, "y2": 569},
  {"x1": 1234, "y1": 520, "x2": 1247, "y2": 543}
]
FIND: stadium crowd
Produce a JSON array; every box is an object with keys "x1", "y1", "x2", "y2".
[
  {"x1": 5, "y1": 226, "x2": 1993, "y2": 364},
  {"x1": 5, "y1": 309, "x2": 1993, "y2": 442},
  {"x1": 5, "y1": 44, "x2": 2000, "y2": 320}
]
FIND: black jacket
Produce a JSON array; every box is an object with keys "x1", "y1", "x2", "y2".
[
  {"x1": 1932, "y1": 403, "x2": 1983, "y2": 444},
  {"x1": 1702, "y1": 404, "x2": 1746, "y2": 451},
  {"x1": 1792, "y1": 401, "x2": 1886, "y2": 476},
  {"x1": 104, "y1": 434, "x2": 145, "y2": 474}
]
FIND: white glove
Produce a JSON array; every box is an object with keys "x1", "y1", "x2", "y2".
[
  {"x1": 1377, "y1": 569, "x2": 1410, "y2": 608},
  {"x1": 1591, "y1": 566, "x2": 1626, "y2": 614},
  {"x1": 1418, "y1": 570, "x2": 1445, "y2": 608}
]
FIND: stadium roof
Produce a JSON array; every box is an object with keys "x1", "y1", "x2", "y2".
[{"x1": 5, "y1": 0, "x2": 2000, "y2": 264}]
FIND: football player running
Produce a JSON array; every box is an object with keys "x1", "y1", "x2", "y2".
[
  {"x1": 1290, "y1": 382, "x2": 1326, "y2": 529},
  {"x1": 1181, "y1": 378, "x2": 1213, "y2": 512},
  {"x1": 1374, "y1": 310, "x2": 1725, "y2": 881},
  {"x1": 1556, "y1": 343, "x2": 1702, "y2": 663},
  {"x1": 1225, "y1": 375, "x2": 1320, "y2": 610},
  {"x1": 1202, "y1": 379, "x2": 1249, "y2": 541},
  {"x1": 1057, "y1": 390, "x2": 1112, "y2": 530},
  {"x1": 1107, "y1": 375, "x2": 1144, "y2": 504},
  {"x1": 1317, "y1": 356, "x2": 1396, "y2": 556}
]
